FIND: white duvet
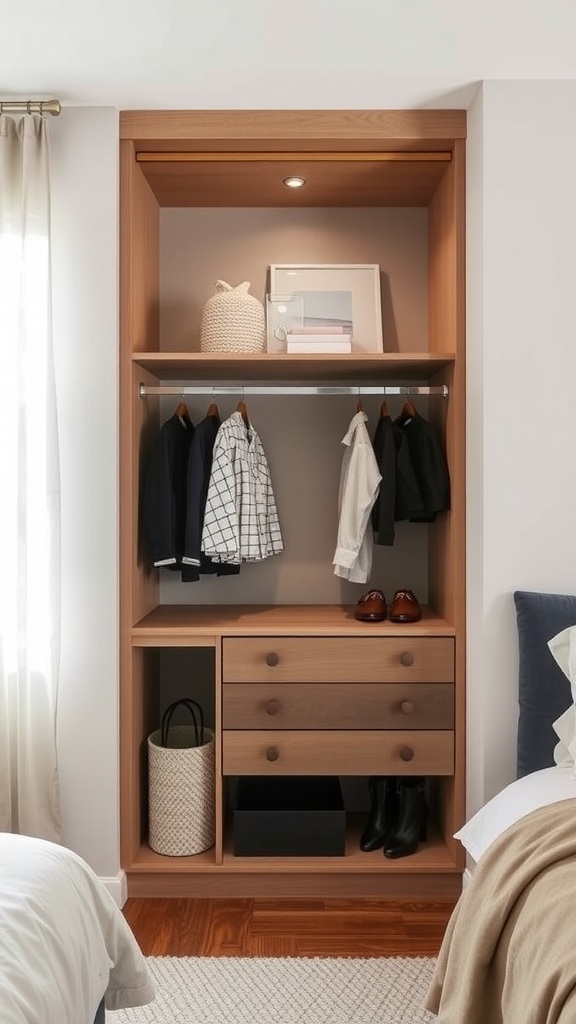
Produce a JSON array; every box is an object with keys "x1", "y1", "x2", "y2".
[{"x1": 0, "y1": 833, "x2": 155, "y2": 1024}]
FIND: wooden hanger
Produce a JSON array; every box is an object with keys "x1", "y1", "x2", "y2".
[
  {"x1": 206, "y1": 401, "x2": 219, "y2": 417},
  {"x1": 356, "y1": 395, "x2": 364, "y2": 413},
  {"x1": 174, "y1": 400, "x2": 190, "y2": 422},
  {"x1": 379, "y1": 400, "x2": 389, "y2": 418},
  {"x1": 236, "y1": 400, "x2": 250, "y2": 428},
  {"x1": 401, "y1": 399, "x2": 417, "y2": 419}
]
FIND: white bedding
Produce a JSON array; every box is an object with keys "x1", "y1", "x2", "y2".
[
  {"x1": 455, "y1": 765, "x2": 576, "y2": 864},
  {"x1": 0, "y1": 833, "x2": 155, "y2": 1024}
]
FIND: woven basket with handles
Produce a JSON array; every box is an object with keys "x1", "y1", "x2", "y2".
[
  {"x1": 148, "y1": 699, "x2": 215, "y2": 856},
  {"x1": 200, "y1": 279, "x2": 266, "y2": 354}
]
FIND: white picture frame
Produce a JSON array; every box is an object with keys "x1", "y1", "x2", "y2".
[{"x1": 269, "y1": 264, "x2": 383, "y2": 354}]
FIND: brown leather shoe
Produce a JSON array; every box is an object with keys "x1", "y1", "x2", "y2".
[
  {"x1": 354, "y1": 589, "x2": 387, "y2": 622},
  {"x1": 389, "y1": 589, "x2": 422, "y2": 623}
]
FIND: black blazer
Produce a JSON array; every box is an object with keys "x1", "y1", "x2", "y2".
[
  {"x1": 141, "y1": 412, "x2": 194, "y2": 567},
  {"x1": 395, "y1": 411, "x2": 450, "y2": 522},
  {"x1": 371, "y1": 415, "x2": 425, "y2": 544}
]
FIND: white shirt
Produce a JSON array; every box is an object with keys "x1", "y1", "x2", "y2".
[
  {"x1": 333, "y1": 410, "x2": 382, "y2": 584},
  {"x1": 202, "y1": 411, "x2": 283, "y2": 564}
]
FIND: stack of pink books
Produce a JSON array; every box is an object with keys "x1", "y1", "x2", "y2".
[{"x1": 286, "y1": 325, "x2": 352, "y2": 354}]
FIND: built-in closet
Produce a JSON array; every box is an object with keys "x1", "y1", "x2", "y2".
[{"x1": 119, "y1": 110, "x2": 466, "y2": 898}]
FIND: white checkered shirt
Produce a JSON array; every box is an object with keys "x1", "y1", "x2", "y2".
[{"x1": 201, "y1": 411, "x2": 284, "y2": 564}]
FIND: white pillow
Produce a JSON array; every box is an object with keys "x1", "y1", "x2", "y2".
[
  {"x1": 548, "y1": 624, "x2": 576, "y2": 770},
  {"x1": 455, "y1": 765, "x2": 576, "y2": 864}
]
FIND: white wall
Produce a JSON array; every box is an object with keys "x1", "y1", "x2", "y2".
[
  {"x1": 46, "y1": 84, "x2": 576, "y2": 881},
  {"x1": 50, "y1": 108, "x2": 121, "y2": 881},
  {"x1": 467, "y1": 80, "x2": 576, "y2": 813}
]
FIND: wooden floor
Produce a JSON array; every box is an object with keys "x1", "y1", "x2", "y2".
[{"x1": 123, "y1": 897, "x2": 456, "y2": 957}]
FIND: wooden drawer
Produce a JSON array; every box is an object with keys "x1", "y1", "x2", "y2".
[
  {"x1": 222, "y1": 730, "x2": 454, "y2": 776},
  {"x1": 223, "y1": 682, "x2": 454, "y2": 730},
  {"x1": 222, "y1": 637, "x2": 454, "y2": 684}
]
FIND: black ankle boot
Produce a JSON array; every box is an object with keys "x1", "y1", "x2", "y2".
[
  {"x1": 360, "y1": 776, "x2": 397, "y2": 852},
  {"x1": 383, "y1": 777, "x2": 427, "y2": 859}
]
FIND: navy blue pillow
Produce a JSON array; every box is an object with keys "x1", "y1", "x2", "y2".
[{"x1": 514, "y1": 590, "x2": 576, "y2": 778}]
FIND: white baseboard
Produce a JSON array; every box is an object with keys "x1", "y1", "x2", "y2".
[{"x1": 99, "y1": 870, "x2": 128, "y2": 907}]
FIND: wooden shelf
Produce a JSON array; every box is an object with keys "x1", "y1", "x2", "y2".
[
  {"x1": 128, "y1": 819, "x2": 456, "y2": 875},
  {"x1": 132, "y1": 351, "x2": 455, "y2": 384},
  {"x1": 132, "y1": 604, "x2": 456, "y2": 645}
]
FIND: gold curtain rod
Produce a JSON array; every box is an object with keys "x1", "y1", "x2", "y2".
[{"x1": 0, "y1": 99, "x2": 61, "y2": 117}]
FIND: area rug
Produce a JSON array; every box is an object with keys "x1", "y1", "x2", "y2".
[{"x1": 110, "y1": 955, "x2": 437, "y2": 1023}]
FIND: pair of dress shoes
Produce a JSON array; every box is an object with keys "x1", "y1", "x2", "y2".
[{"x1": 354, "y1": 588, "x2": 422, "y2": 623}]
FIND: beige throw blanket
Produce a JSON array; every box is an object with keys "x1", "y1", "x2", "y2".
[{"x1": 426, "y1": 799, "x2": 576, "y2": 1024}]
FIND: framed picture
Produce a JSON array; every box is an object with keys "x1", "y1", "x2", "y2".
[{"x1": 269, "y1": 264, "x2": 383, "y2": 353}]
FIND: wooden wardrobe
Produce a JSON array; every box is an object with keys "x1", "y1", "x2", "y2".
[{"x1": 119, "y1": 109, "x2": 466, "y2": 898}]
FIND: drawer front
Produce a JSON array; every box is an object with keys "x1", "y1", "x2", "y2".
[
  {"x1": 222, "y1": 637, "x2": 454, "y2": 684},
  {"x1": 223, "y1": 683, "x2": 454, "y2": 730},
  {"x1": 222, "y1": 730, "x2": 454, "y2": 776}
]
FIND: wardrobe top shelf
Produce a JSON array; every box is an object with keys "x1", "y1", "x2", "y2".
[{"x1": 132, "y1": 352, "x2": 455, "y2": 383}]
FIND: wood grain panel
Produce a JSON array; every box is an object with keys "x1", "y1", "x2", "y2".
[
  {"x1": 137, "y1": 157, "x2": 448, "y2": 207},
  {"x1": 132, "y1": 351, "x2": 456, "y2": 382},
  {"x1": 223, "y1": 683, "x2": 454, "y2": 730},
  {"x1": 119, "y1": 141, "x2": 160, "y2": 871},
  {"x1": 120, "y1": 109, "x2": 466, "y2": 148},
  {"x1": 222, "y1": 637, "x2": 454, "y2": 684},
  {"x1": 125, "y1": 871, "x2": 462, "y2": 899},
  {"x1": 132, "y1": 604, "x2": 456, "y2": 640},
  {"x1": 222, "y1": 730, "x2": 454, "y2": 775},
  {"x1": 427, "y1": 137, "x2": 466, "y2": 865}
]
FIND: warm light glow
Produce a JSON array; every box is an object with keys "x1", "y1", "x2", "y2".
[{"x1": 283, "y1": 176, "x2": 306, "y2": 189}]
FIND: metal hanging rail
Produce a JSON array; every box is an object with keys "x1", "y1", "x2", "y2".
[{"x1": 139, "y1": 383, "x2": 448, "y2": 398}]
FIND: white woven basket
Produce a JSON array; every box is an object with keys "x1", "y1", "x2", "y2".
[
  {"x1": 200, "y1": 279, "x2": 265, "y2": 354},
  {"x1": 148, "y1": 722, "x2": 215, "y2": 857}
]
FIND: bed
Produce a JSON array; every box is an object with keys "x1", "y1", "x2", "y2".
[
  {"x1": 426, "y1": 589, "x2": 576, "y2": 1024},
  {"x1": 0, "y1": 833, "x2": 155, "y2": 1024}
]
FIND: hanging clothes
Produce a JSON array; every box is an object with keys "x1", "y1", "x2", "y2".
[
  {"x1": 201, "y1": 410, "x2": 283, "y2": 564},
  {"x1": 371, "y1": 413, "x2": 425, "y2": 545},
  {"x1": 181, "y1": 412, "x2": 240, "y2": 581},
  {"x1": 333, "y1": 410, "x2": 382, "y2": 584},
  {"x1": 395, "y1": 408, "x2": 450, "y2": 522},
  {"x1": 141, "y1": 411, "x2": 194, "y2": 568}
]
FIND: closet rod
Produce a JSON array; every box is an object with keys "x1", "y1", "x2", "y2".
[{"x1": 139, "y1": 384, "x2": 448, "y2": 398}]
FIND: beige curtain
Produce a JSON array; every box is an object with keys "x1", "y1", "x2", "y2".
[{"x1": 0, "y1": 114, "x2": 62, "y2": 840}]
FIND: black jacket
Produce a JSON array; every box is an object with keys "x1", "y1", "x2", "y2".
[
  {"x1": 181, "y1": 413, "x2": 240, "y2": 582},
  {"x1": 394, "y1": 411, "x2": 450, "y2": 522},
  {"x1": 141, "y1": 412, "x2": 194, "y2": 568},
  {"x1": 371, "y1": 414, "x2": 426, "y2": 544}
]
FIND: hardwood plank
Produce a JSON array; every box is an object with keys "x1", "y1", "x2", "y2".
[{"x1": 123, "y1": 897, "x2": 455, "y2": 957}]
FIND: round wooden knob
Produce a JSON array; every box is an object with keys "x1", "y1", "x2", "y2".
[
  {"x1": 400, "y1": 651, "x2": 414, "y2": 667},
  {"x1": 266, "y1": 652, "x2": 280, "y2": 667},
  {"x1": 266, "y1": 746, "x2": 280, "y2": 762},
  {"x1": 266, "y1": 699, "x2": 280, "y2": 716},
  {"x1": 399, "y1": 746, "x2": 415, "y2": 762},
  {"x1": 400, "y1": 700, "x2": 415, "y2": 715}
]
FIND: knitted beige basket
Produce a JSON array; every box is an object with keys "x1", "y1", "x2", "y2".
[
  {"x1": 200, "y1": 280, "x2": 266, "y2": 354},
  {"x1": 148, "y1": 723, "x2": 215, "y2": 856}
]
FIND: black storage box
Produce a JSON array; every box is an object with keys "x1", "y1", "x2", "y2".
[{"x1": 233, "y1": 776, "x2": 346, "y2": 856}]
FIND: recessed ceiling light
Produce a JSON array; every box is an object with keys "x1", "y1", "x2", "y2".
[{"x1": 283, "y1": 175, "x2": 306, "y2": 189}]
